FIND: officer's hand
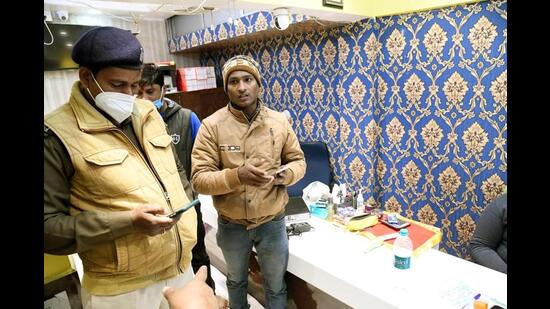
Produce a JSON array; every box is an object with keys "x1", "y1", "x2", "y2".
[
  {"x1": 163, "y1": 266, "x2": 218, "y2": 309},
  {"x1": 130, "y1": 205, "x2": 174, "y2": 236},
  {"x1": 237, "y1": 158, "x2": 274, "y2": 187}
]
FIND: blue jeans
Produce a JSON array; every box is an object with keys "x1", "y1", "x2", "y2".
[{"x1": 216, "y1": 213, "x2": 289, "y2": 309}]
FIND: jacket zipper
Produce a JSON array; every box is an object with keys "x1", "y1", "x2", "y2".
[
  {"x1": 239, "y1": 108, "x2": 270, "y2": 222},
  {"x1": 270, "y1": 127, "x2": 275, "y2": 160},
  {"x1": 239, "y1": 109, "x2": 251, "y2": 220},
  {"x1": 107, "y1": 127, "x2": 184, "y2": 274}
]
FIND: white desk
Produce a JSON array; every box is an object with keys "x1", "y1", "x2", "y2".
[{"x1": 199, "y1": 195, "x2": 507, "y2": 309}]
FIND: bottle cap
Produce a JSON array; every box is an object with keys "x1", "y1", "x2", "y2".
[
  {"x1": 473, "y1": 300, "x2": 488, "y2": 309},
  {"x1": 399, "y1": 228, "x2": 408, "y2": 236}
]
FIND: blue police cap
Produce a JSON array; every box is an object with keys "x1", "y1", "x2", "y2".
[{"x1": 71, "y1": 26, "x2": 144, "y2": 69}]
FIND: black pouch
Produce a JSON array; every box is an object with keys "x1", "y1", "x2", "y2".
[{"x1": 286, "y1": 222, "x2": 314, "y2": 236}]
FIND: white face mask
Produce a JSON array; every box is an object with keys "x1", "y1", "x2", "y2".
[{"x1": 87, "y1": 73, "x2": 135, "y2": 123}]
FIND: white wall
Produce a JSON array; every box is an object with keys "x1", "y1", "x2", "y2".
[
  {"x1": 167, "y1": 8, "x2": 246, "y2": 35},
  {"x1": 44, "y1": 14, "x2": 173, "y2": 114}
]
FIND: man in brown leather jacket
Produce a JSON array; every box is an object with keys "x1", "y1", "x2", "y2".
[{"x1": 191, "y1": 55, "x2": 306, "y2": 309}]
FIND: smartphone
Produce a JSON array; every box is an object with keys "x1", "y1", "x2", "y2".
[
  {"x1": 167, "y1": 199, "x2": 200, "y2": 218},
  {"x1": 272, "y1": 165, "x2": 289, "y2": 176},
  {"x1": 380, "y1": 217, "x2": 410, "y2": 230}
]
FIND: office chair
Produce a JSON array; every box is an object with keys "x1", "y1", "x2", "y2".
[
  {"x1": 44, "y1": 254, "x2": 82, "y2": 308},
  {"x1": 287, "y1": 141, "x2": 334, "y2": 197}
]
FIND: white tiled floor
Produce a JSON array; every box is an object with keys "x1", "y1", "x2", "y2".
[
  {"x1": 44, "y1": 291, "x2": 70, "y2": 309},
  {"x1": 45, "y1": 254, "x2": 264, "y2": 309}
]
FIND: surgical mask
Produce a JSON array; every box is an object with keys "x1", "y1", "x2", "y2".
[
  {"x1": 152, "y1": 86, "x2": 165, "y2": 110},
  {"x1": 153, "y1": 98, "x2": 163, "y2": 109},
  {"x1": 87, "y1": 73, "x2": 135, "y2": 123}
]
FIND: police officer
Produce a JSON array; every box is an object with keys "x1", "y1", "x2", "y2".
[{"x1": 44, "y1": 26, "x2": 198, "y2": 309}]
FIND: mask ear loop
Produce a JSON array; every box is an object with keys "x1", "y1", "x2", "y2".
[
  {"x1": 160, "y1": 84, "x2": 165, "y2": 101},
  {"x1": 85, "y1": 87, "x2": 96, "y2": 103},
  {"x1": 154, "y1": 64, "x2": 166, "y2": 102},
  {"x1": 86, "y1": 71, "x2": 105, "y2": 102},
  {"x1": 90, "y1": 72, "x2": 105, "y2": 93}
]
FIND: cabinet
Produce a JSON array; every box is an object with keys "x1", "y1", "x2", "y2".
[{"x1": 165, "y1": 88, "x2": 228, "y2": 121}]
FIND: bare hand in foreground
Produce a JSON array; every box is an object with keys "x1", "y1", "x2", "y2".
[{"x1": 163, "y1": 266, "x2": 219, "y2": 309}]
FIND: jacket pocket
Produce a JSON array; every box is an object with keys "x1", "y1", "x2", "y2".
[
  {"x1": 268, "y1": 127, "x2": 283, "y2": 166},
  {"x1": 84, "y1": 233, "x2": 171, "y2": 276},
  {"x1": 270, "y1": 127, "x2": 275, "y2": 161},
  {"x1": 148, "y1": 134, "x2": 178, "y2": 176},
  {"x1": 83, "y1": 149, "x2": 140, "y2": 197},
  {"x1": 113, "y1": 233, "x2": 157, "y2": 274},
  {"x1": 79, "y1": 241, "x2": 118, "y2": 274}
]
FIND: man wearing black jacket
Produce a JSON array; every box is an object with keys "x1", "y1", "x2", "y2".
[{"x1": 138, "y1": 64, "x2": 222, "y2": 302}]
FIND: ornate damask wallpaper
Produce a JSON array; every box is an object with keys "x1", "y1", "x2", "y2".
[
  {"x1": 168, "y1": 12, "x2": 309, "y2": 53},
  {"x1": 199, "y1": 0, "x2": 507, "y2": 258}
]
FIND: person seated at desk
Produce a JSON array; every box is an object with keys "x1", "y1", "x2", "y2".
[{"x1": 469, "y1": 193, "x2": 507, "y2": 274}]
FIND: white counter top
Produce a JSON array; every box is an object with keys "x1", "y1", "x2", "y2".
[{"x1": 199, "y1": 194, "x2": 507, "y2": 309}]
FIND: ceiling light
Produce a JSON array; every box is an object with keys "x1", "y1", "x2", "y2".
[{"x1": 272, "y1": 7, "x2": 290, "y2": 30}]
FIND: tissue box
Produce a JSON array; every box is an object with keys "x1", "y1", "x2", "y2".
[{"x1": 177, "y1": 67, "x2": 217, "y2": 92}]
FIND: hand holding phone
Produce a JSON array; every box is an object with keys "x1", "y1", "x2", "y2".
[
  {"x1": 271, "y1": 165, "x2": 290, "y2": 185},
  {"x1": 272, "y1": 165, "x2": 289, "y2": 176},
  {"x1": 167, "y1": 199, "x2": 200, "y2": 218}
]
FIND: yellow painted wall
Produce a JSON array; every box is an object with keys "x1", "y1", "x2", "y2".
[
  {"x1": 240, "y1": 0, "x2": 485, "y2": 17},
  {"x1": 370, "y1": 0, "x2": 484, "y2": 17}
]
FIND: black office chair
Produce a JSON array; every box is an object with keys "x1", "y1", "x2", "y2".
[{"x1": 287, "y1": 141, "x2": 334, "y2": 197}]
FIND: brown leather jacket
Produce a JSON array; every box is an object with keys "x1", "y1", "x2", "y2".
[{"x1": 191, "y1": 101, "x2": 306, "y2": 228}]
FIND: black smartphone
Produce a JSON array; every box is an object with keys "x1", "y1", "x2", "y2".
[
  {"x1": 380, "y1": 217, "x2": 410, "y2": 230},
  {"x1": 167, "y1": 199, "x2": 200, "y2": 218}
]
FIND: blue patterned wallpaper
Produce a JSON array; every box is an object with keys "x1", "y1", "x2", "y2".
[
  {"x1": 168, "y1": 11, "x2": 309, "y2": 53},
  {"x1": 198, "y1": 1, "x2": 507, "y2": 258}
]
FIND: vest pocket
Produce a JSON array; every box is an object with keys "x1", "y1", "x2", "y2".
[
  {"x1": 117, "y1": 232, "x2": 178, "y2": 275},
  {"x1": 148, "y1": 134, "x2": 178, "y2": 176},
  {"x1": 79, "y1": 241, "x2": 118, "y2": 274},
  {"x1": 83, "y1": 149, "x2": 140, "y2": 197},
  {"x1": 114, "y1": 233, "x2": 149, "y2": 273},
  {"x1": 83, "y1": 233, "x2": 173, "y2": 276}
]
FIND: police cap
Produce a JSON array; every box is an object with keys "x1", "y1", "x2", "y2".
[{"x1": 71, "y1": 26, "x2": 144, "y2": 70}]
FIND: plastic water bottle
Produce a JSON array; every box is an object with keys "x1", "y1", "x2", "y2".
[
  {"x1": 356, "y1": 189, "x2": 364, "y2": 210},
  {"x1": 340, "y1": 184, "x2": 347, "y2": 204},
  {"x1": 393, "y1": 229, "x2": 413, "y2": 270},
  {"x1": 331, "y1": 184, "x2": 340, "y2": 205}
]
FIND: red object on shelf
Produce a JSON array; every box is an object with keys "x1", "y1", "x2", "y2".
[
  {"x1": 176, "y1": 68, "x2": 187, "y2": 92},
  {"x1": 176, "y1": 67, "x2": 216, "y2": 92}
]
